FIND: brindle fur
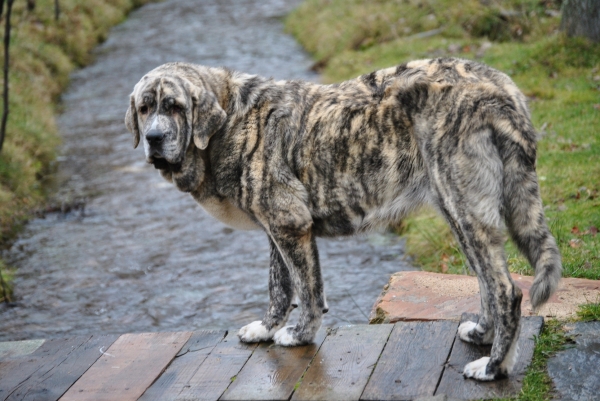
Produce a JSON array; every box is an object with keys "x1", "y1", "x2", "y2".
[{"x1": 125, "y1": 58, "x2": 562, "y2": 381}]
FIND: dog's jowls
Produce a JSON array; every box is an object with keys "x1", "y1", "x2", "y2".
[{"x1": 125, "y1": 58, "x2": 562, "y2": 381}]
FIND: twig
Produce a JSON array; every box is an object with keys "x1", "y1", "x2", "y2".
[
  {"x1": 0, "y1": 264, "x2": 11, "y2": 304},
  {"x1": 0, "y1": 0, "x2": 14, "y2": 152},
  {"x1": 345, "y1": 289, "x2": 369, "y2": 321},
  {"x1": 405, "y1": 26, "x2": 446, "y2": 41},
  {"x1": 99, "y1": 346, "x2": 115, "y2": 357}
]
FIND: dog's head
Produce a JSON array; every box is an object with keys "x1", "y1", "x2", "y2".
[{"x1": 125, "y1": 65, "x2": 227, "y2": 191}]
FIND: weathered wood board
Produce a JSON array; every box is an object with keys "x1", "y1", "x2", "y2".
[
  {"x1": 60, "y1": 332, "x2": 191, "y2": 401},
  {"x1": 138, "y1": 330, "x2": 227, "y2": 401},
  {"x1": 221, "y1": 329, "x2": 327, "y2": 401},
  {"x1": 174, "y1": 331, "x2": 258, "y2": 401},
  {"x1": 292, "y1": 324, "x2": 393, "y2": 401},
  {"x1": 0, "y1": 335, "x2": 118, "y2": 401},
  {"x1": 361, "y1": 320, "x2": 458, "y2": 401},
  {"x1": 435, "y1": 313, "x2": 544, "y2": 400}
]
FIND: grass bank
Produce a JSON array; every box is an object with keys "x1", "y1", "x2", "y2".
[
  {"x1": 0, "y1": 0, "x2": 155, "y2": 301},
  {"x1": 286, "y1": 1, "x2": 599, "y2": 398}
]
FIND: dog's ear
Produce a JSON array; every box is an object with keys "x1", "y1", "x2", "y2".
[
  {"x1": 191, "y1": 89, "x2": 227, "y2": 150},
  {"x1": 125, "y1": 94, "x2": 140, "y2": 149}
]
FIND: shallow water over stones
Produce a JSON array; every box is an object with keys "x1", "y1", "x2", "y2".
[{"x1": 0, "y1": 0, "x2": 414, "y2": 341}]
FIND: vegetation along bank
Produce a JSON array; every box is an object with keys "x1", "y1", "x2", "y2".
[{"x1": 0, "y1": 0, "x2": 155, "y2": 301}]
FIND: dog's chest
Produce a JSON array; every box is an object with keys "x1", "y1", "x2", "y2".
[{"x1": 199, "y1": 197, "x2": 260, "y2": 230}]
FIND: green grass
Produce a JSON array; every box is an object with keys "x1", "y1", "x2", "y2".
[
  {"x1": 286, "y1": 0, "x2": 600, "y2": 282},
  {"x1": 514, "y1": 319, "x2": 567, "y2": 401},
  {"x1": 0, "y1": 0, "x2": 156, "y2": 302},
  {"x1": 577, "y1": 301, "x2": 600, "y2": 321},
  {"x1": 286, "y1": 1, "x2": 599, "y2": 399}
]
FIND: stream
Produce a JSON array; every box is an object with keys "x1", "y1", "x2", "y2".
[{"x1": 0, "y1": 0, "x2": 414, "y2": 341}]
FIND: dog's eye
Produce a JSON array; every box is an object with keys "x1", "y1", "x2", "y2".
[{"x1": 140, "y1": 105, "x2": 148, "y2": 114}]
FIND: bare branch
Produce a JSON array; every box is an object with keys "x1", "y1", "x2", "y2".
[{"x1": 0, "y1": 0, "x2": 14, "y2": 152}]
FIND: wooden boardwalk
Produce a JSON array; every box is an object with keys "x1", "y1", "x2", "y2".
[{"x1": 0, "y1": 314, "x2": 542, "y2": 401}]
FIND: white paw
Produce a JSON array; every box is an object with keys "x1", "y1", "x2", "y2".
[
  {"x1": 458, "y1": 321, "x2": 478, "y2": 343},
  {"x1": 273, "y1": 325, "x2": 302, "y2": 346},
  {"x1": 238, "y1": 321, "x2": 274, "y2": 343},
  {"x1": 463, "y1": 357, "x2": 495, "y2": 381}
]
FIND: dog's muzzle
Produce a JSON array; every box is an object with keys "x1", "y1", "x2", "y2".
[
  {"x1": 146, "y1": 128, "x2": 165, "y2": 148},
  {"x1": 145, "y1": 128, "x2": 169, "y2": 169}
]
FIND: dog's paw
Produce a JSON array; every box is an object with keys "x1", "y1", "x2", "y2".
[
  {"x1": 238, "y1": 321, "x2": 274, "y2": 343},
  {"x1": 273, "y1": 326, "x2": 304, "y2": 346},
  {"x1": 458, "y1": 321, "x2": 478, "y2": 343},
  {"x1": 463, "y1": 357, "x2": 495, "y2": 381}
]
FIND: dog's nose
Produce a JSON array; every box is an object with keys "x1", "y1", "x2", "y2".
[{"x1": 146, "y1": 129, "x2": 165, "y2": 146}]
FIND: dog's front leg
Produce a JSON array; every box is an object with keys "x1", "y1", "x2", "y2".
[
  {"x1": 269, "y1": 228, "x2": 325, "y2": 346},
  {"x1": 238, "y1": 237, "x2": 295, "y2": 343}
]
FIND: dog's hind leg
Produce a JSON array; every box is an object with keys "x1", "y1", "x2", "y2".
[
  {"x1": 427, "y1": 126, "x2": 522, "y2": 380},
  {"x1": 435, "y1": 182, "x2": 522, "y2": 380},
  {"x1": 238, "y1": 237, "x2": 295, "y2": 343}
]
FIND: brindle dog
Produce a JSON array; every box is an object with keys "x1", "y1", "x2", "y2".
[{"x1": 125, "y1": 58, "x2": 561, "y2": 381}]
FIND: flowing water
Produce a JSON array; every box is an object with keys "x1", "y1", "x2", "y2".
[{"x1": 0, "y1": 0, "x2": 414, "y2": 341}]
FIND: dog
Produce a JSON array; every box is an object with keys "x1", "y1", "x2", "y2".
[{"x1": 125, "y1": 58, "x2": 561, "y2": 381}]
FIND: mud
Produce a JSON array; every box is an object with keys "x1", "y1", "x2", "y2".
[{"x1": 0, "y1": 0, "x2": 414, "y2": 341}]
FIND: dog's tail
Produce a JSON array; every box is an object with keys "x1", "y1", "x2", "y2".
[{"x1": 493, "y1": 102, "x2": 562, "y2": 311}]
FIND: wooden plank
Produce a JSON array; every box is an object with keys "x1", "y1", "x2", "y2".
[
  {"x1": 60, "y1": 331, "x2": 192, "y2": 401},
  {"x1": 292, "y1": 325, "x2": 393, "y2": 401},
  {"x1": 175, "y1": 331, "x2": 258, "y2": 401},
  {"x1": 221, "y1": 329, "x2": 328, "y2": 401},
  {"x1": 138, "y1": 330, "x2": 227, "y2": 401},
  {"x1": 360, "y1": 320, "x2": 458, "y2": 401},
  {"x1": 435, "y1": 313, "x2": 544, "y2": 400},
  {"x1": 0, "y1": 335, "x2": 118, "y2": 401}
]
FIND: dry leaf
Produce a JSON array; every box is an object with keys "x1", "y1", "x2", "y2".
[
  {"x1": 569, "y1": 239, "x2": 582, "y2": 248},
  {"x1": 589, "y1": 226, "x2": 598, "y2": 236},
  {"x1": 571, "y1": 226, "x2": 580, "y2": 235},
  {"x1": 441, "y1": 262, "x2": 449, "y2": 273}
]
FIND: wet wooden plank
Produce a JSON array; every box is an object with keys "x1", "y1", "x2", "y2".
[
  {"x1": 435, "y1": 313, "x2": 544, "y2": 400},
  {"x1": 175, "y1": 331, "x2": 258, "y2": 401},
  {"x1": 221, "y1": 329, "x2": 328, "y2": 401},
  {"x1": 361, "y1": 320, "x2": 458, "y2": 401},
  {"x1": 60, "y1": 331, "x2": 191, "y2": 401},
  {"x1": 138, "y1": 330, "x2": 227, "y2": 401},
  {"x1": 0, "y1": 335, "x2": 118, "y2": 401},
  {"x1": 292, "y1": 325, "x2": 393, "y2": 401}
]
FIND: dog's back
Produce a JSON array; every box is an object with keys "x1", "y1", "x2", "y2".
[{"x1": 283, "y1": 58, "x2": 561, "y2": 308}]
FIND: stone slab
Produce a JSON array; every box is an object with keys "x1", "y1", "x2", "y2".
[
  {"x1": 547, "y1": 321, "x2": 600, "y2": 401},
  {"x1": 369, "y1": 271, "x2": 600, "y2": 323},
  {"x1": 0, "y1": 339, "x2": 45, "y2": 360}
]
